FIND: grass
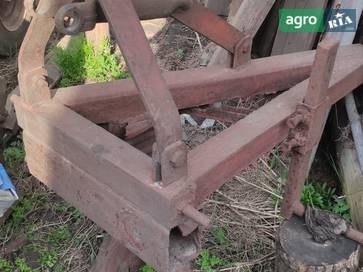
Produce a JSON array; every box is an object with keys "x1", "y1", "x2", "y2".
[
  {"x1": 196, "y1": 250, "x2": 228, "y2": 272},
  {"x1": 267, "y1": 149, "x2": 351, "y2": 221},
  {"x1": 3, "y1": 140, "x2": 25, "y2": 168},
  {"x1": 301, "y1": 182, "x2": 351, "y2": 221},
  {"x1": 53, "y1": 35, "x2": 129, "y2": 87},
  {"x1": 140, "y1": 264, "x2": 156, "y2": 272},
  {"x1": 1, "y1": 140, "x2": 101, "y2": 271}
]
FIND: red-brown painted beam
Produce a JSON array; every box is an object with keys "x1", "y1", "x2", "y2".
[
  {"x1": 21, "y1": 131, "x2": 171, "y2": 271},
  {"x1": 172, "y1": 1, "x2": 244, "y2": 53},
  {"x1": 54, "y1": 45, "x2": 361, "y2": 124},
  {"x1": 281, "y1": 39, "x2": 339, "y2": 219},
  {"x1": 12, "y1": 98, "x2": 190, "y2": 228},
  {"x1": 188, "y1": 48, "x2": 363, "y2": 205}
]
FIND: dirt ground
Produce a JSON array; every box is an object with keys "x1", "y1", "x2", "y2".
[{"x1": 0, "y1": 20, "x2": 334, "y2": 272}]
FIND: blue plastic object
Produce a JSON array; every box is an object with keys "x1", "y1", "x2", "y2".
[{"x1": 0, "y1": 163, "x2": 15, "y2": 192}]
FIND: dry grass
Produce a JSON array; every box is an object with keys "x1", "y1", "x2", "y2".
[
  {"x1": 0, "y1": 56, "x2": 18, "y2": 95},
  {"x1": 183, "y1": 123, "x2": 285, "y2": 272}
]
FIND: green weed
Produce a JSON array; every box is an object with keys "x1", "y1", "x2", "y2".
[
  {"x1": 301, "y1": 182, "x2": 351, "y2": 221},
  {"x1": 3, "y1": 140, "x2": 25, "y2": 167},
  {"x1": 40, "y1": 250, "x2": 58, "y2": 269},
  {"x1": 301, "y1": 183, "x2": 335, "y2": 209},
  {"x1": 332, "y1": 196, "x2": 351, "y2": 221},
  {"x1": 140, "y1": 264, "x2": 156, "y2": 272},
  {"x1": 54, "y1": 35, "x2": 128, "y2": 87},
  {"x1": 197, "y1": 250, "x2": 226, "y2": 272},
  {"x1": 212, "y1": 227, "x2": 228, "y2": 246},
  {"x1": 0, "y1": 258, "x2": 13, "y2": 272},
  {"x1": 15, "y1": 258, "x2": 33, "y2": 272},
  {"x1": 11, "y1": 197, "x2": 37, "y2": 226},
  {"x1": 48, "y1": 226, "x2": 72, "y2": 246},
  {"x1": 175, "y1": 48, "x2": 185, "y2": 60}
]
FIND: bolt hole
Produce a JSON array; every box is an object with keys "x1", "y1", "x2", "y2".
[{"x1": 63, "y1": 16, "x2": 75, "y2": 28}]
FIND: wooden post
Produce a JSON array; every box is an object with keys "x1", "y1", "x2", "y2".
[
  {"x1": 276, "y1": 216, "x2": 359, "y2": 271},
  {"x1": 271, "y1": 0, "x2": 328, "y2": 56},
  {"x1": 338, "y1": 144, "x2": 363, "y2": 229},
  {"x1": 228, "y1": 0, "x2": 243, "y2": 19}
]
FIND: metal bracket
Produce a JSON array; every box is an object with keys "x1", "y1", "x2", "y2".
[{"x1": 232, "y1": 34, "x2": 252, "y2": 68}]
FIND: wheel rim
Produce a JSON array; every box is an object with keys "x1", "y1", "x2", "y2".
[{"x1": 0, "y1": 0, "x2": 26, "y2": 31}]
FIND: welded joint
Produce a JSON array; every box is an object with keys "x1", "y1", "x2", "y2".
[
  {"x1": 280, "y1": 101, "x2": 331, "y2": 155},
  {"x1": 282, "y1": 105, "x2": 310, "y2": 154},
  {"x1": 158, "y1": 140, "x2": 188, "y2": 185},
  {"x1": 232, "y1": 34, "x2": 252, "y2": 68},
  {"x1": 282, "y1": 96, "x2": 331, "y2": 153}
]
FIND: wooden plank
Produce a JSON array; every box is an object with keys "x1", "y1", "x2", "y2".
[
  {"x1": 209, "y1": 0, "x2": 276, "y2": 66},
  {"x1": 228, "y1": 0, "x2": 243, "y2": 19},
  {"x1": 253, "y1": 0, "x2": 285, "y2": 57},
  {"x1": 338, "y1": 145, "x2": 363, "y2": 231},
  {"x1": 271, "y1": 0, "x2": 328, "y2": 56}
]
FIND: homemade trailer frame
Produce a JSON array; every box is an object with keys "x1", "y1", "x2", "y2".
[{"x1": 13, "y1": 0, "x2": 363, "y2": 271}]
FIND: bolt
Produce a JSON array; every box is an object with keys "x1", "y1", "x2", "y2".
[{"x1": 170, "y1": 149, "x2": 187, "y2": 168}]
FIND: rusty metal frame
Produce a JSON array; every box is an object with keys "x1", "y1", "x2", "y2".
[{"x1": 13, "y1": 0, "x2": 363, "y2": 271}]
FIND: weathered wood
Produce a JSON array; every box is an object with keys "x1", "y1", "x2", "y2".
[
  {"x1": 141, "y1": 19, "x2": 167, "y2": 40},
  {"x1": 85, "y1": 23, "x2": 110, "y2": 48},
  {"x1": 271, "y1": 0, "x2": 328, "y2": 56},
  {"x1": 209, "y1": 0, "x2": 275, "y2": 66},
  {"x1": 228, "y1": 0, "x2": 243, "y2": 19},
  {"x1": 253, "y1": 0, "x2": 285, "y2": 57},
  {"x1": 205, "y1": 0, "x2": 230, "y2": 16},
  {"x1": 338, "y1": 144, "x2": 363, "y2": 231},
  {"x1": 276, "y1": 216, "x2": 359, "y2": 271}
]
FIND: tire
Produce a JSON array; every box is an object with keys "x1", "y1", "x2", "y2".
[{"x1": 0, "y1": 0, "x2": 30, "y2": 56}]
